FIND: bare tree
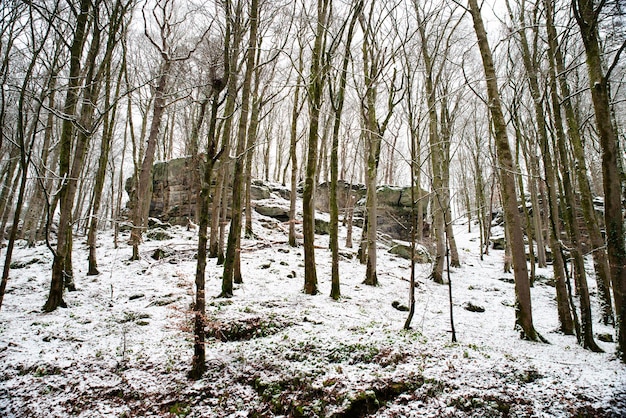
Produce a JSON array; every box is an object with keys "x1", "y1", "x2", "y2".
[
  {"x1": 302, "y1": 0, "x2": 331, "y2": 295},
  {"x1": 466, "y1": 0, "x2": 542, "y2": 341},
  {"x1": 129, "y1": 0, "x2": 205, "y2": 261},
  {"x1": 327, "y1": 0, "x2": 363, "y2": 300},
  {"x1": 44, "y1": 0, "x2": 92, "y2": 311},
  {"x1": 190, "y1": 57, "x2": 226, "y2": 380},
  {"x1": 544, "y1": 0, "x2": 613, "y2": 325},
  {"x1": 504, "y1": 0, "x2": 574, "y2": 336},
  {"x1": 87, "y1": 0, "x2": 132, "y2": 275},
  {"x1": 1, "y1": 2, "x2": 59, "y2": 310},
  {"x1": 573, "y1": 0, "x2": 626, "y2": 360},
  {"x1": 358, "y1": 0, "x2": 402, "y2": 287},
  {"x1": 221, "y1": 0, "x2": 260, "y2": 297}
]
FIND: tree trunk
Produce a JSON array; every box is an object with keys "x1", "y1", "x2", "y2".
[
  {"x1": 545, "y1": 0, "x2": 613, "y2": 325},
  {"x1": 506, "y1": 0, "x2": 573, "y2": 336},
  {"x1": 288, "y1": 57, "x2": 304, "y2": 248},
  {"x1": 328, "y1": 0, "x2": 362, "y2": 300},
  {"x1": 244, "y1": 65, "x2": 263, "y2": 238},
  {"x1": 574, "y1": 0, "x2": 626, "y2": 360},
  {"x1": 415, "y1": 5, "x2": 445, "y2": 284},
  {"x1": 302, "y1": 0, "x2": 330, "y2": 295},
  {"x1": 0, "y1": 13, "x2": 53, "y2": 309},
  {"x1": 23, "y1": 64, "x2": 58, "y2": 246},
  {"x1": 468, "y1": 0, "x2": 540, "y2": 341},
  {"x1": 44, "y1": 0, "x2": 91, "y2": 312},
  {"x1": 222, "y1": 0, "x2": 259, "y2": 297},
  {"x1": 88, "y1": 42, "x2": 124, "y2": 275},
  {"x1": 190, "y1": 75, "x2": 225, "y2": 379},
  {"x1": 210, "y1": 3, "x2": 243, "y2": 261},
  {"x1": 129, "y1": 59, "x2": 171, "y2": 261}
]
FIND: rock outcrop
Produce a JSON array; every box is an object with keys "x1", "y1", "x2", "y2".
[
  {"x1": 126, "y1": 158, "x2": 429, "y2": 243},
  {"x1": 125, "y1": 157, "x2": 200, "y2": 225},
  {"x1": 316, "y1": 181, "x2": 429, "y2": 241},
  {"x1": 126, "y1": 158, "x2": 291, "y2": 225}
]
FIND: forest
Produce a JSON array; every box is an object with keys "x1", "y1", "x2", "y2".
[{"x1": 1, "y1": 0, "x2": 626, "y2": 416}]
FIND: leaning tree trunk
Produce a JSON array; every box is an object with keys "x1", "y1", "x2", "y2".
[
  {"x1": 574, "y1": 0, "x2": 626, "y2": 360},
  {"x1": 129, "y1": 59, "x2": 171, "y2": 261},
  {"x1": 44, "y1": 0, "x2": 91, "y2": 312},
  {"x1": 545, "y1": 0, "x2": 613, "y2": 325},
  {"x1": 468, "y1": 0, "x2": 540, "y2": 341}
]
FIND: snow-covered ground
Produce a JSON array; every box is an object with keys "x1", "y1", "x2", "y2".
[{"x1": 1, "y1": 204, "x2": 625, "y2": 417}]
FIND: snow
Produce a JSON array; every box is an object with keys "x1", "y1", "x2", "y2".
[{"x1": 1, "y1": 208, "x2": 625, "y2": 417}]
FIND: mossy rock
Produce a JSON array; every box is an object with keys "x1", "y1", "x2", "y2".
[
  {"x1": 315, "y1": 218, "x2": 330, "y2": 235},
  {"x1": 146, "y1": 228, "x2": 172, "y2": 241},
  {"x1": 388, "y1": 240, "x2": 431, "y2": 263}
]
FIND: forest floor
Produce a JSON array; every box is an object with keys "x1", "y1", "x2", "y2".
[{"x1": 1, "y1": 196, "x2": 625, "y2": 417}]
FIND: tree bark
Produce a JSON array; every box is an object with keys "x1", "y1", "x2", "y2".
[
  {"x1": 505, "y1": 0, "x2": 573, "y2": 335},
  {"x1": 545, "y1": 0, "x2": 613, "y2": 325},
  {"x1": 222, "y1": 0, "x2": 259, "y2": 297},
  {"x1": 302, "y1": 0, "x2": 330, "y2": 295},
  {"x1": 574, "y1": 0, "x2": 626, "y2": 360},
  {"x1": 44, "y1": 0, "x2": 91, "y2": 312},
  {"x1": 468, "y1": 0, "x2": 540, "y2": 341}
]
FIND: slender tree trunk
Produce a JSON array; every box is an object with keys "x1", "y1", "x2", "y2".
[
  {"x1": 210, "y1": 2, "x2": 242, "y2": 261},
  {"x1": 545, "y1": 0, "x2": 613, "y2": 325},
  {"x1": 415, "y1": 6, "x2": 445, "y2": 284},
  {"x1": 514, "y1": 131, "x2": 536, "y2": 286},
  {"x1": 44, "y1": 0, "x2": 91, "y2": 312},
  {"x1": 506, "y1": 0, "x2": 573, "y2": 335},
  {"x1": 244, "y1": 67, "x2": 263, "y2": 238},
  {"x1": 468, "y1": 0, "x2": 540, "y2": 341},
  {"x1": 0, "y1": 14, "x2": 53, "y2": 309},
  {"x1": 328, "y1": 1, "x2": 362, "y2": 300},
  {"x1": 288, "y1": 58, "x2": 304, "y2": 248},
  {"x1": 130, "y1": 59, "x2": 171, "y2": 261},
  {"x1": 222, "y1": 0, "x2": 259, "y2": 297},
  {"x1": 302, "y1": 0, "x2": 330, "y2": 295},
  {"x1": 574, "y1": 0, "x2": 626, "y2": 359},
  {"x1": 190, "y1": 75, "x2": 225, "y2": 379},
  {"x1": 88, "y1": 38, "x2": 124, "y2": 275},
  {"x1": 23, "y1": 65, "x2": 58, "y2": 246},
  {"x1": 440, "y1": 97, "x2": 460, "y2": 268},
  {"x1": 0, "y1": 147, "x2": 19, "y2": 239}
]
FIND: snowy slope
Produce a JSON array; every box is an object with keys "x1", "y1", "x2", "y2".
[{"x1": 1, "y1": 206, "x2": 625, "y2": 417}]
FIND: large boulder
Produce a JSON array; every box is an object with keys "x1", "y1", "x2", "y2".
[
  {"x1": 388, "y1": 240, "x2": 432, "y2": 263},
  {"x1": 254, "y1": 199, "x2": 290, "y2": 221},
  {"x1": 250, "y1": 183, "x2": 271, "y2": 200}
]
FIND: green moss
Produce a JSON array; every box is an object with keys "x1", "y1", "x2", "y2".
[{"x1": 168, "y1": 402, "x2": 190, "y2": 417}]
